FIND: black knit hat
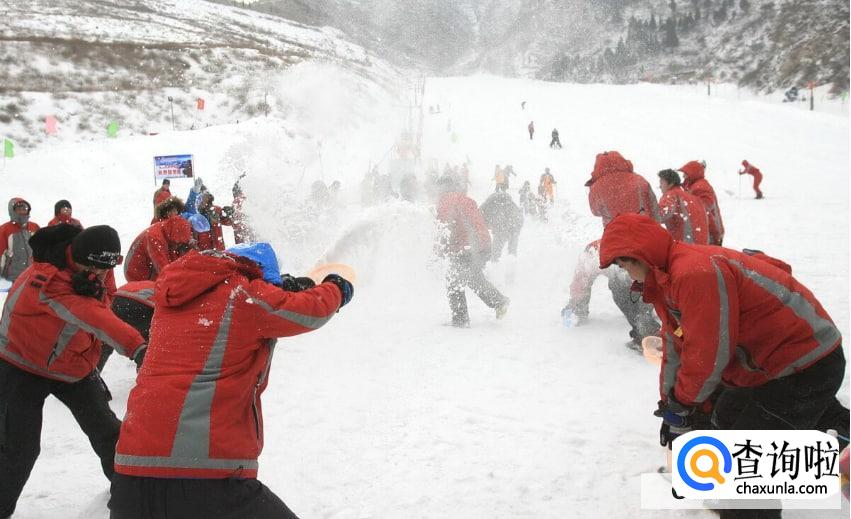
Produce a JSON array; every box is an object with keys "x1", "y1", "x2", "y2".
[
  {"x1": 54, "y1": 199, "x2": 72, "y2": 216},
  {"x1": 71, "y1": 225, "x2": 123, "y2": 269}
]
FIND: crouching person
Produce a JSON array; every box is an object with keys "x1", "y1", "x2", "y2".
[
  {"x1": 0, "y1": 224, "x2": 146, "y2": 518},
  {"x1": 109, "y1": 242, "x2": 353, "y2": 519}
]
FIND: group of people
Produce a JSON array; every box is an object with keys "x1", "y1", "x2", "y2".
[
  {"x1": 0, "y1": 178, "x2": 356, "y2": 518},
  {"x1": 527, "y1": 122, "x2": 562, "y2": 149}
]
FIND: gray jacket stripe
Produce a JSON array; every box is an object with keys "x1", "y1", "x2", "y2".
[
  {"x1": 695, "y1": 261, "x2": 731, "y2": 402},
  {"x1": 726, "y1": 259, "x2": 841, "y2": 376},
  {"x1": 48, "y1": 322, "x2": 78, "y2": 366},
  {"x1": 662, "y1": 332, "x2": 680, "y2": 396},
  {"x1": 39, "y1": 293, "x2": 130, "y2": 356},
  {"x1": 170, "y1": 298, "x2": 235, "y2": 461},
  {"x1": 115, "y1": 453, "x2": 258, "y2": 471},
  {"x1": 116, "y1": 288, "x2": 155, "y2": 303},
  {"x1": 254, "y1": 299, "x2": 335, "y2": 330}
]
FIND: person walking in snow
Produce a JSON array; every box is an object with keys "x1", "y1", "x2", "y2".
[
  {"x1": 599, "y1": 214, "x2": 849, "y2": 519},
  {"x1": 527, "y1": 121, "x2": 535, "y2": 140},
  {"x1": 0, "y1": 198, "x2": 39, "y2": 282},
  {"x1": 48, "y1": 200, "x2": 83, "y2": 228},
  {"x1": 549, "y1": 128, "x2": 562, "y2": 149},
  {"x1": 585, "y1": 151, "x2": 659, "y2": 226},
  {"x1": 436, "y1": 176, "x2": 509, "y2": 327},
  {"x1": 657, "y1": 169, "x2": 709, "y2": 244},
  {"x1": 739, "y1": 159, "x2": 764, "y2": 199},
  {"x1": 480, "y1": 191, "x2": 524, "y2": 262},
  {"x1": 679, "y1": 160, "x2": 725, "y2": 245},
  {"x1": 109, "y1": 243, "x2": 353, "y2": 519},
  {"x1": 0, "y1": 224, "x2": 146, "y2": 518},
  {"x1": 538, "y1": 168, "x2": 557, "y2": 204}
]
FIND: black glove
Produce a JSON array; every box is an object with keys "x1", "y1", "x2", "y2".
[
  {"x1": 654, "y1": 397, "x2": 711, "y2": 447},
  {"x1": 222, "y1": 206, "x2": 235, "y2": 218},
  {"x1": 71, "y1": 270, "x2": 105, "y2": 299},
  {"x1": 279, "y1": 274, "x2": 316, "y2": 292},
  {"x1": 322, "y1": 274, "x2": 353, "y2": 309}
]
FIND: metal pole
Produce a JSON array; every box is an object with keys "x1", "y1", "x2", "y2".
[{"x1": 168, "y1": 96, "x2": 175, "y2": 130}]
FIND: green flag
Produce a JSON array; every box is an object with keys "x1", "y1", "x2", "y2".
[
  {"x1": 3, "y1": 139, "x2": 12, "y2": 158},
  {"x1": 107, "y1": 121, "x2": 119, "y2": 138}
]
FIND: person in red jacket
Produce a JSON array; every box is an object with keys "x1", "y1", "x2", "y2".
[
  {"x1": 47, "y1": 199, "x2": 83, "y2": 228},
  {"x1": 585, "y1": 151, "x2": 659, "y2": 226},
  {"x1": 739, "y1": 159, "x2": 764, "y2": 199},
  {"x1": 151, "y1": 196, "x2": 185, "y2": 224},
  {"x1": 599, "y1": 214, "x2": 847, "y2": 519},
  {"x1": 678, "y1": 160, "x2": 725, "y2": 245},
  {"x1": 152, "y1": 178, "x2": 171, "y2": 208},
  {"x1": 0, "y1": 197, "x2": 40, "y2": 282},
  {"x1": 657, "y1": 169, "x2": 709, "y2": 244},
  {"x1": 436, "y1": 176, "x2": 509, "y2": 327},
  {"x1": 124, "y1": 216, "x2": 194, "y2": 282},
  {"x1": 109, "y1": 243, "x2": 353, "y2": 519},
  {"x1": 0, "y1": 224, "x2": 146, "y2": 518}
]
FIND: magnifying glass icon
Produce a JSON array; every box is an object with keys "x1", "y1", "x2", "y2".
[{"x1": 690, "y1": 448, "x2": 726, "y2": 485}]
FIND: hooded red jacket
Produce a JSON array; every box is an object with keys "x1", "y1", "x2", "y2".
[
  {"x1": 599, "y1": 214, "x2": 841, "y2": 406},
  {"x1": 0, "y1": 254, "x2": 145, "y2": 382},
  {"x1": 124, "y1": 216, "x2": 193, "y2": 282},
  {"x1": 114, "y1": 250, "x2": 342, "y2": 479},
  {"x1": 436, "y1": 191, "x2": 492, "y2": 256},
  {"x1": 679, "y1": 161, "x2": 725, "y2": 245},
  {"x1": 586, "y1": 151, "x2": 659, "y2": 225},
  {"x1": 658, "y1": 186, "x2": 710, "y2": 244}
]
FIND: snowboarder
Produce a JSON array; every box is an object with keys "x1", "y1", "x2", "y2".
[
  {"x1": 739, "y1": 160, "x2": 764, "y2": 199},
  {"x1": 527, "y1": 121, "x2": 534, "y2": 140},
  {"x1": 0, "y1": 224, "x2": 146, "y2": 518},
  {"x1": 560, "y1": 240, "x2": 660, "y2": 347},
  {"x1": 0, "y1": 198, "x2": 39, "y2": 282},
  {"x1": 109, "y1": 243, "x2": 352, "y2": 519},
  {"x1": 678, "y1": 160, "x2": 725, "y2": 245},
  {"x1": 480, "y1": 191, "x2": 524, "y2": 262},
  {"x1": 152, "y1": 178, "x2": 171, "y2": 207},
  {"x1": 436, "y1": 176, "x2": 509, "y2": 327},
  {"x1": 549, "y1": 128, "x2": 562, "y2": 149},
  {"x1": 124, "y1": 216, "x2": 194, "y2": 282},
  {"x1": 48, "y1": 200, "x2": 83, "y2": 228},
  {"x1": 585, "y1": 151, "x2": 659, "y2": 226},
  {"x1": 538, "y1": 168, "x2": 557, "y2": 204},
  {"x1": 600, "y1": 213, "x2": 848, "y2": 519},
  {"x1": 657, "y1": 169, "x2": 709, "y2": 244}
]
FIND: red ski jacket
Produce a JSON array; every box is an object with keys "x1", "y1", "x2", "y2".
[
  {"x1": 48, "y1": 215, "x2": 83, "y2": 228},
  {"x1": 124, "y1": 216, "x2": 193, "y2": 282},
  {"x1": 153, "y1": 187, "x2": 171, "y2": 207},
  {"x1": 436, "y1": 191, "x2": 492, "y2": 256},
  {"x1": 0, "y1": 256, "x2": 145, "y2": 382},
  {"x1": 114, "y1": 250, "x2": 342, "y2": 479},
  {"x1": 740, "y1": 160, "x2": 762, "y2": 180},
  {"x1": 194, "y1": 205, "x2": 231, "y2": 251},
  {"x1": 599, "y1": 214, "x2": 841, "y2": 406},
  {"x1": 0, "y1": 198, "x2": 40, "y2": 282},
  {"x1": 658, "y1": 186, "x2": 710, "y2": 244},
  {"x1": 679, "y1": 161, "x2": 725, "y2": 245},
  {"x1": 586, "y1": 151, "x2": 659, "y2": 225}
]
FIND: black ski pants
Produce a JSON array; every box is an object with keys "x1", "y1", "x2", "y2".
[
  {"x1": 0, "y1": 358, "x2": 119, "y2": 517},
  {"x1": 491, "y1": 231, "x2": 519, "y2": 262},
  {"x1": 109, "y1": 473, "x2": 300, "y2": 519},
  {"x1": 446, "y1": 252, "x2": 507, "y2": 325}
]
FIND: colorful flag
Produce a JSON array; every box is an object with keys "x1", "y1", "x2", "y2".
[
  {"x1": 3, "y1": 139, "x2": 13, "y2": 158},
  {"x1": 45, "y1": 115, "x2": 58, "y2": 135},
  {"x1": 107, "y1": 121, "x2": 119, "y2": 138},
  {"x1": 196, "y1": 98, "x2": 205, "y2": 110}
]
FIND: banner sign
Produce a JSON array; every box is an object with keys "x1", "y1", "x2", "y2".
[{"x1": 154, "y1": 154, "x2": 194, "y2": 180}]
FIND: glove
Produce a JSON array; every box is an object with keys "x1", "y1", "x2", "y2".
[
  {"x1": 71, "y1": 270, "x2": 105, "y2": 299},
  {"x1": 654, "y1": 397, "x2": 711, "y2": 447},
  {"x1": 322, "y1": 274, "x2": 353, "y2": 309},
  {"x1": 280, "y1": 274, "x2": 316, "y2": 292},
  {"x1": 192, "y1": 177, "x2": 204, "y2": 193}
]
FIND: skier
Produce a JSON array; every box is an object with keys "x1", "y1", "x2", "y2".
[
  {"x1": 479, "y1": 191, "x2": 524, "y2": 262},
  {"x1": 538, "y1": 168, "x2": 557, "y2": 204},
  {"x1": 549, "y1": 128, "x2": 562, "y2": 149},
  {"x1": 0, "y1": 198, "x2": 39, "y2": 282},
  {"x1": 585, "y1": 151, "x2": 659, "y2": 226},
  {"x1": 124, "y1": 216, "x2": 194, "y2": 282},
  {"x1": 560, "y1": 240, "x2": 660, "y2": 347},
  {"x1": 436, "y1": 176, "x2": 509, "y2": 327},
  {"x1": 527, "y1": 121, "x2": 535, "y2": 140},
  {"x1": 48, "y1": 200, "x2": 83, "y2": 228},
  {"x1": 184, "y1": 178, "x2": 233, "y2": 251},
  {"x1": 679, "y1": 160, "x2": 725, "y2": 245},
  {"x1": 109, "y1": 243, "x2": 353, "y2": 519},
  {"x1": 0, "y1": 224, "x2": 146, "y2": 518},
  {"x1": 739, "y1": 159, "x2": 764, "y2": 199},
  {"x1": 599, "y1": 214, "x2": 848, "y2": 519},
  {"x1": 657, "y1": 169, "x2": 709, "y2": 244},
  {"x1": 152, "y1": 178, "x2": 171, "y2": 207}
]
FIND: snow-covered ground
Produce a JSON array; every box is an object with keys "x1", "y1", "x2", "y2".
[{"x1": 1, "y1": 72, "x2": 848, "y2": 518}]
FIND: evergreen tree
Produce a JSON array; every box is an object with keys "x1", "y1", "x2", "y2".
[{"x1": 663, "y1": 17, "x2": 680, "y2": 48}]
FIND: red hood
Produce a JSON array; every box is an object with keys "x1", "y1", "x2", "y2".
[
  {"x1": 161, "y1": 216, "x2": 192, "y2": 245},
  {"x1": 678, "y1": 160, "x2": 705, "y2": 181},
  {"x1": 585, "y1": 151, "x2": 633, "y2": 186},
  {"x1": 599, "y1": 213, "x2": 673, "y2": 270},
  {"x1": 155, "y1": 250, "x2": 263, "y2": 307}
]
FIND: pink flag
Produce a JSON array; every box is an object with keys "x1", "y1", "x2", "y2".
[{"x1": 45, "y1": 115, "x2": 58, "y2": 135}]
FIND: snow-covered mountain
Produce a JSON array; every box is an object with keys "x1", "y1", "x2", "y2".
[{"x1": 0, "y1": 0, "x2": 403, "y2": 149}]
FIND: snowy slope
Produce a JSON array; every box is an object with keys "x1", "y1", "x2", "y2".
[{"x1": 1, "y1": 74, "x2": 848, "y2": 518}]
